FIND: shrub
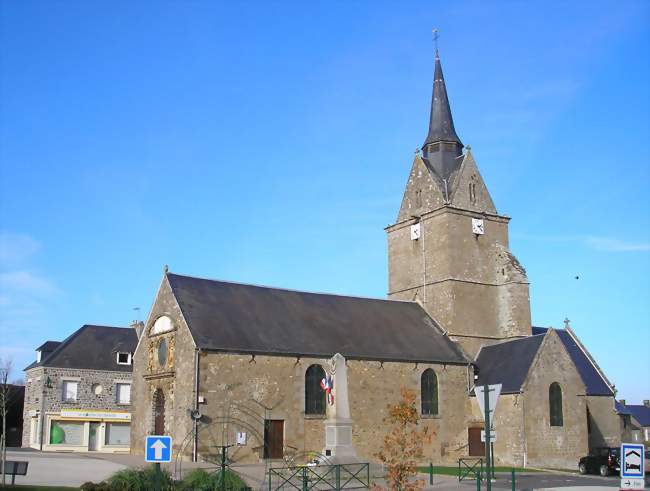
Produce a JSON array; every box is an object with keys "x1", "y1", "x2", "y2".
[
  {"x1": 108, "y1": 465, "x2": 174, "y2": 491},
  {"x1": 180, "y1": 468, "x2": 249, "y2": 491}
]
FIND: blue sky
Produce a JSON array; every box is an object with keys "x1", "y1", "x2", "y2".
[{"x1": 1, "y1": 1, "x2": 648, "y2": 401}]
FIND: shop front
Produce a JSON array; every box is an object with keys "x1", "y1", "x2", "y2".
[{"x1": 42, "y1": 409, "x2": 131, "y2": 453}]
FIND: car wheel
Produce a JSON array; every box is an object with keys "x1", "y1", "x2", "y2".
[
  {"x1": 599, "y1": 465, "x2": 609, "y2": 477},
  {"x1": 579, "y1": 463, "x2": 587, "y2": 475}
]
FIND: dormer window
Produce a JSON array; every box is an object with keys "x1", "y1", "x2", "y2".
[
  {"x1": 116, "y1": 352, "x2": 132, "y2": 365},
  {"x1": 36, "y1": 351, "x2": 42, "y2": 363}
]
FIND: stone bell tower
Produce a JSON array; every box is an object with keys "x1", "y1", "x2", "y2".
[{"x1": 386, "y1": 50, "x2": 531, "y2": 357}]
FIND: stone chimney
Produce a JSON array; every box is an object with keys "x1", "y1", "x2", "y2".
[
  {"x1": 644, "y1": 400, "x2": 649, "y2": 408},
  {"x1": 620, "y1": 399, "x2": 626, "y2": 406},
  {"x1": 131, "y1": 320, "x2": 145, "y2": 338}
]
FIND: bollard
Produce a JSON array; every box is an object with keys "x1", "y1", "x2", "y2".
[
  {"x1": 511, "y1": 468, "x2": 515, "y2": 491},
  {"x1": 476, "y1": 471, "x2": 481, "y2": 491},
  {"x1": 429, "y1": 462, "x2": 434, "y2": 485}
]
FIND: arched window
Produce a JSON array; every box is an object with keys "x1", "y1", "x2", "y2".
[
  {"x1": 549, "y1": 382, "x2": 563, "y2": 427},
  {"x1": 421, "y1": 369, "x2": 438, "y2": 416},
  {"x1": 153, "y1": 389, "x2": 165, "y2": 434},
  {"x1": 305, "y1": 365, "x2": 326, "y2": 415}
]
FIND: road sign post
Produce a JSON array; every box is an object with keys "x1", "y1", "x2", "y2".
[
  {"x1": 145, "y1": 435, "x2": 172, "y2": 491},
  {"x1": 475, "y1": 384, "x2": 502, "y2": 491},
  {"x1": 483, "y1": 385, "x2": 492, "y2": 491},
  {"x1": 620, "y1": 443, "x2": 645, "y2": 490}
]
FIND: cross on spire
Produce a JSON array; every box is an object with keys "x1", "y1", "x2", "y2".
[
  {"x1": 433, "y1": 28, "x2": 439, "y2": 56},
  {"x1": 564, "y1": 318, "x2": 571, "y2": 329}
]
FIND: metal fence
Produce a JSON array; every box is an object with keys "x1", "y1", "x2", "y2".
[
  {"x1": 268, "y1": 463, "x2": 370, "y2": 491},
  {"x1": 458, "y1": 458, "x2": 483, "y2": 482}
]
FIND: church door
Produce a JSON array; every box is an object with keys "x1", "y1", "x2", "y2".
[
  {"x1": 263, "y1": 420, "x2": 284, "y2": 459},
  {"x1": 468, "y1": 428, "x2": 485, "y2": 457},
  {"x1": 154, "y1": 390, "x2": 165, "y2": 435}
]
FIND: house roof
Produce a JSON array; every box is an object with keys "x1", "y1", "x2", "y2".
[
  {"x1": 626, "y1": 405, "x2": 650, "y2": 427},
  {"x1": 474, "y1": 334, "x2": 545, "y2": 394},
  {"x1": 35, "y1": 341, "x2": 61, "y2": 352},
  {"x1": 533, "y1": 327, "x2": 613, "y2": 396},
  {"x1": 25, "y1": 325, "x2": 137, "y2": 372},
  {"x1": 166, "y1": 273, "x2": 469, "y2": 364},
  {"x1": 615, "y1": 400, "x2": 633, "y2": 415}
]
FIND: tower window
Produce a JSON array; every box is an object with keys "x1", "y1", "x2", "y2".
[
  {"x1": 415, "y1": 189, "x2": 422, "y2": 208},
  {"x1": 549, "y1": 382, "x2": 563, "y2": 427},
  {"x1": 421, "y1": 368, "x2": 438, "y2": 416},
  {"x1": 469, "y1": 177, "x2": 477, "y2": 205},
  {"x1": 305, "y1": 364, "x2": 326, "y2": 416}
]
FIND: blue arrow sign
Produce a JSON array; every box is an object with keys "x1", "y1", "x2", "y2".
[{"x1": 146, "y1": 435, "x2": 172, "y2": 463}]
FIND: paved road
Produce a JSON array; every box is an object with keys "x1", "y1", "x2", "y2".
[
  {"x1": 4, "y1": 448, "x2": 128, "y2": 487},
  {"x1": 423, "y1": 472, "x2": 650, "y2": 491}
]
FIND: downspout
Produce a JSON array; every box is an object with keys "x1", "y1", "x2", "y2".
[
  {"x1": 422, "y1": 218, "x2": 427, "y2": 305},
  {"x1": 193, "y1": 348, "x2": 200, "y2": 462},
  {"x1": 521, "y1": 390, "x2": 527, "y2": 468}
]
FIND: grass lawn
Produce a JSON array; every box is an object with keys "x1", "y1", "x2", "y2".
[
  {"x1": 0, "y1": 486, "x2": 79, "y2": 490},
  {"x1": 417, "y1": 465, "x2": 540, "y2": 476}
]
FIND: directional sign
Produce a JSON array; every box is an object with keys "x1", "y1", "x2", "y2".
[
  {"x1": 620, "y1": 478, "x2": 645, "y2": 490},
  {"x1": 475, "y1": 384, "x2": 502, "y2": 422},
  {"x1": 481, "y1": 430, "x2": 497, "y2": 443},
  {"x1": 621, "y1": 443, "x2": 645, "y2": 480},
  {"x1": 145, "y1": 435, "x2": 172, "y2": 463}
]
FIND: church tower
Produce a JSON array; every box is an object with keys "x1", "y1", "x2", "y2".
[{"x1": 386, "y1": 50, "x2": 531, "y2": 357}]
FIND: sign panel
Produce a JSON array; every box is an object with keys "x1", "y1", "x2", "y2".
[
  {"x1": 145, "y1": 435, "x2": 172, "y2": 463},
  {"x1": 481, "y1": 430, "x2": 497, "y2": 443},
  {"x1": 620, "y1": 478, "x2": 645, "y2": 490},
  {"x1": 474, "y1": 384, "x2": 502, "y2": 422},
  {"x1": 61, "y1": 409, "x2": 131, "y2": 421},
  {"x1": 621, "y1": 443, "x2": 645, "y2": 479}
]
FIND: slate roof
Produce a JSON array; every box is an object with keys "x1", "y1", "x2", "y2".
[
  {"x1": 626, "y1": 405, "x2": 650, "y2": 427},
  {"x1": 25, "y1": 325, "x2": 137, "y2": 372},
  {"x1": 474, "y1": 334, "x2": 545, "y2": 394},
  {"x1": 533, "y1": 327, "x2": 613, "y2": 396},
  {"x1": 36, "y1": 341, "x2": 61, "y2": 352},
  {"x1": 167, "y1": 273, "x2": 469, "y2": 364},
  {"x1": 615, "y1": 400, "x2": 633, "y2": 415}
]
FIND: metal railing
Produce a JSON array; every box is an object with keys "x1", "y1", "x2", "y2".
[
  {"x1": 458, "y1": 458, "x2": 483, "y2": 482},
  {"x1": 268, "y1": 463, "x2": 370, "y2": 491}
]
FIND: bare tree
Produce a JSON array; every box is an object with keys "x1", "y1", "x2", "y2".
[{"x1": 0, "y1": 357, "x2": 14, "y2": 487}]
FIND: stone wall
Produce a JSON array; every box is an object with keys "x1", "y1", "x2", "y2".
[
  {"x1": 194, "y1": 352, "x2": 471, "y2": 464},
  {"x1": 523, "y1": 331, "x2": 588, "y2": 469},
  {"x1": 22, "y1": 366, "x2": 132, "y2": 447},
  {"x1": 586, "y1": 396, "x2": 620, "y2": 449},
  {"x1": 386, "y1": 205, "x2": 531, "y2": 358},
  {"x1": 130, "y1": 275, "x2": 197, "y2": 457}
]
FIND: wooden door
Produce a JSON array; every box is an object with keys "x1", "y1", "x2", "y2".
[
  {"x1": 468, "y1": 428, "x2": 485, "y2": 457},
  {"x1": 264, "y1": 420, "x2": 284, "y2": 459},
  {"x1": 154, "y1": 390, "x2": 165, "y2": 435}
]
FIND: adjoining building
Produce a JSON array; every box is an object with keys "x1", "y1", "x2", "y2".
[
  {"x1": 618, "y1": 400, "x2": 650, "y2": 443},
  {"x1": 22, "y1": 324, "x2": 137, "y2": 453},
  {"x1": 0, "y1": 384, "x2": 25, "y2": 447},
  {"x1": 128, "y1": 49, "x2": 625, "y2": 469}
]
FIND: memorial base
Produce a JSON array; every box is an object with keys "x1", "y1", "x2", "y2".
[{"x1": 323, "y1": 419, "x2": 359, "y2": 463}]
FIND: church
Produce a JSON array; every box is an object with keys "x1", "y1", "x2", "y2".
[{"x1": 130, "y1": 50, "x2": 621, "y2": 469}]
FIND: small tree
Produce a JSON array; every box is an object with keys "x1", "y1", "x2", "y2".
[
  {"x1": 375, "y1": 388, "x2": 432, "y2": 491},
  {"x1": 0, "y1": 357, "x2": 13, "y2": 487}
]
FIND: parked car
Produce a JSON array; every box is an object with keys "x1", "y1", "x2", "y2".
[{"x1": 579, "y1": 447, "x2": 620, "y2": 476}]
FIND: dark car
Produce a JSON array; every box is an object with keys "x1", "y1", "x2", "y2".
[{"x1": 579, "y1": 447, "x2": 620, "y2": 476}]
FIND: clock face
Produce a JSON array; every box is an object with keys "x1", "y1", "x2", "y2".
[
  {"x1": 472, "y1": 218, "x2": 485, "y2": 235},
  {"x1": 410, "y1": 223, "x2": 421, "y2": 240}
]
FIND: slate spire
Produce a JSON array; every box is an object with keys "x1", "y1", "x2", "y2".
[
  {"x1": 421, "y1": 50, "x2": 464, "y2": 181},
  {"x1": 424, "y1": 51, "x2": 462, "y2": 147}
]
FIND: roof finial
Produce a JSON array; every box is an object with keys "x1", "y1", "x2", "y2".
[
  {"x1": 432, "y1": 28, "x2": 439, "y2": 57},
  {"x1": 163, "y1": 264, "x2": 169, "y2": 274},
  {"x1": 563, "y1": 317, "x2": 571, "y2": 329}
]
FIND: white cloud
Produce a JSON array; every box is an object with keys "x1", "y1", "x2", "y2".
[
  {"x1": 514, "y1": 233, "x2": 650, "y2": 253},
  {"x1": 0, "y1": 271, "x2": 60, "y2": 296},
  {"x1": 0, "y1": 232, "x2": 41, "y2": 266},
  {"x1": 584, "y1": 237, "x2": 650, "y2": 252}
]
